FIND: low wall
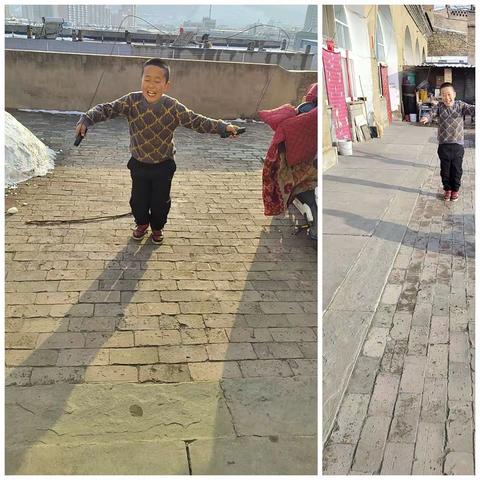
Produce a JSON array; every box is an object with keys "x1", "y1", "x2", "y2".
[{"x1": 5, "y1": 50, "x2": 317, "y2": 119}]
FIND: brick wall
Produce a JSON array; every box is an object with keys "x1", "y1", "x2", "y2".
[
  {"x1": 322, "y1": 48, "x2": 351, "y2": 141},
  {"x1": 427, "y1": 30, "x2": 468, "y2": 56},
  {"x1": 467, "y1": 25, "x2": 475, "y2": 65}
]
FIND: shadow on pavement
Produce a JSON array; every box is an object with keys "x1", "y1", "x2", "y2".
[
  {"x1": 324, "y1": 209, "x2": 474, "y2": 258},
  {"x1": 341, "y1": 150, "x2": 433, "y2": 169},
  {"x1": 323, "y1": 175, "x2": 438, "y2": 197},
  {"x1": 6, "y1": 241, "x2": 155, "y2": 474},
  {"x1": 200, "y1": 223, "x2": 318, "y2": 475}
]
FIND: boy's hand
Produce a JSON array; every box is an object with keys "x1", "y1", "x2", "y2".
[
  {"x1": 420, "y1": 117, "x2": 429, "y2": 125},
  {"x1": 226, "y1": 124, "x2": 241, "y2": 137},
  {"x1": 75, "y1": 122, "x2": 88, "y2": 138}
]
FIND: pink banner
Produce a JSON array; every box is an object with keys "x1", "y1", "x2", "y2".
[{"x1": 322, "y1": 48, "x2": 351, "y2": 140}]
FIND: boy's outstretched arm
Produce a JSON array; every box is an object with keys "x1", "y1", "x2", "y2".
[
  {"x1": 75, "y1": 94, "x2": 132, "y2": 139},
  {"x1": 461, "y1": 101, "x2": 475, "y2": 117},
  {"x1": 175, "y1": 101, "x2": 242, "y2": 137}
]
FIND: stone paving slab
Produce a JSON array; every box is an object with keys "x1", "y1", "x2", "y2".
[
  {"x1": 7, "y1": 440, "x2": 190, "y2": 475},
  {"x1": 6, "y1": 383, "x2": 235, "y2": 447},
  {"x1": 189, "y1": 435, "x2": 317, "y2": 474},
  {"x1": 221, "y1": 376, "x2": 316, "y2": 437},
  {"x1": 6, "y1": 111, "x2": 317, "y2": 474},
  {"x1": 323, "y1": 127, "x2": 475, "y2": 474}
]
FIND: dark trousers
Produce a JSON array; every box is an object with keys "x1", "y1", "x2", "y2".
[
  {"x1": 127, "y1": 157, "x2": 176, "y2": 230},
  {"x1": 437, "y1": 143, "x2": 464, "y2": 192}
]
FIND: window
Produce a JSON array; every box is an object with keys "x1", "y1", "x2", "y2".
[
  {"x1": 376, "y1": 15, "x2": 386, "y2": 62},
  {"x1": 341, "y1": 55, "x2": 356, "y2": 100},
  {"x1": 334, "y1": 5, "x2": 351, "y2": 50}
]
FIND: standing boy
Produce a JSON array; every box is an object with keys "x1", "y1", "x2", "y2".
[
  {"x1": 420, "y1": 82, "x2": 475, "y2": 202},
  {"x1": 76, "y1": 58, "x2": 240, "y2": 243}
]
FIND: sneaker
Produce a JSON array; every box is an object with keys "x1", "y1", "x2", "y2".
[
  {"x1": 151, "y1": 229, "x2": 164, "y2": 245},
  {"x1": 132, "y1": 224, "x2": 149, "y2": 240},
  {"x1": 443, "y1": 190, "x2": 452, "y2": 201},
  {"x1": 451, "y1": 191, "x2": 459, "y2": 202}
]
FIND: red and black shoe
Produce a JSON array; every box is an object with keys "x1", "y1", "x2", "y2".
[
  {"x1": 132, "y1": 224, "x2": 149, "y2": 240},
  {"x1": 151, "y1": 229, "x2": 164, "y2": 245},
  {"x1": 443, "y1": 190, "x2": 452, "y2": 201},
  {"x1": 450, "y1": 191, "x2": 459, "y2": 202}
]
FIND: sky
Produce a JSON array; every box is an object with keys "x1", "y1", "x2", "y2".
[{"x1": 7, "y1": 4, "x2": 313, "y2": 29}]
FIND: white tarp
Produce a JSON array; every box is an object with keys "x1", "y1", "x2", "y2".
[{"x1": 5, "y1": 111, "x2": 56, "y2": 186}]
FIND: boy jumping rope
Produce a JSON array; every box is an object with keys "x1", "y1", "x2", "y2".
[
  {"x1": 75, "y1": 58, "x2": 241, "y2": 244},
  {"x1": 420, "y1": 82, "x2": 475, "y2": 202}
]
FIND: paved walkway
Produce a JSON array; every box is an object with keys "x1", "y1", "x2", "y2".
[
  {"x1": 6, "y1": 110, "x2": 317, "y2": 474},
  {"x1": 323, "y1": 124, "x2": 475, "y2": 474}
]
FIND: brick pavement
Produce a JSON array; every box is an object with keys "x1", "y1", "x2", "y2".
[
  {"x1": 5, "y1": 111, "x2": 317, "y2": 474},
  {"x1": 323, "y1": 130, "x2": 475, "y2": 475}
]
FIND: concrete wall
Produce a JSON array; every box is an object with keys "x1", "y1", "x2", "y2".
[
  {"x1": 5, "y1": 50, "x2": 317, "y2": 118},
  {"x1": 347, "y1": 6, "x2": 374, "y2": 114},
  {"x1": 5, "y1": 37, "x2": 315, "y2": 71},
  {"x1": 378, "y1": 6, "x2": 401, "y2": 113},
  {"x1": 390, "y1": 5, "x2": 428, "y2": 66}
]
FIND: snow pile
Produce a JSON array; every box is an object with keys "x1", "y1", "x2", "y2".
[{"x1": 5, "y1": 111, "x2": 56, "y2": 186}]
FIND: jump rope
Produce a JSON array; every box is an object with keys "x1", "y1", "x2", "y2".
[{"x1": 27, "y1": 14, "x2": 247, "y2": 225}]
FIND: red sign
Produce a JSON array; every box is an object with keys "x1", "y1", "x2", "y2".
[
  {"x1": 380, "y1": 65, "x2": 393, "y2": 124},
  {"x1": 322, "y1": 48, "x2": 352, "y2": 141}
]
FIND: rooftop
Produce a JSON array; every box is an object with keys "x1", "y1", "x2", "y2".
[{"x1": 6, "y1": 109, "x2": 317, "y2": 473}]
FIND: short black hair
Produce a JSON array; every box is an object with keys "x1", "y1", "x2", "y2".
[
  {"x1": 142, "y1": 58, "x2": 170, "y2": 82},
  {"x1": 440, "y1": 82, "x2": 454, "y2": 91}
]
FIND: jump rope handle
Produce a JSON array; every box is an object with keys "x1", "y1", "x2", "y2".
[
  {"x1": 223, "y1": 126, "x2": 246, "y2": 138},
  {"x1": 74, "y1": 134, "x2": 84, "y2": 146},
  {"x1": 74, "y1": 126, "x2": 88, "y2": 146}
]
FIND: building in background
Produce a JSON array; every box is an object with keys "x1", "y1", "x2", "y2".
[
  {"x1": 304, "y1": 5, "x2": 317, "y2": 32},
  {"x1": 294, "y1": 4, "x2": 317, "y2": 49},
  {"x1": 21, "y1": 5, "x2": 57, "y2": 21},
  {"x1": 19, "y1": 4, "x2": 135, "y2": 28},
  {"x1": 109, "y1": 5, "x2": 136, "y2": 29},
  {"x1": 425, "y1": 4, "x2": 475, "y2": 65},
  {"x1": 322, "y1": 5, "x2": 434, "y2": 171}
]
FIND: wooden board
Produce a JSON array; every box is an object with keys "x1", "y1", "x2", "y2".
[
  {"x1": 361, "y1": 124, "x2": 371, "y2": 140},
  {"x1": 354, "y1": 115, "x2": 368, "y2": 127},
  {"x1": 354, "y1": 115, "x2": 368, "y2": 142}
]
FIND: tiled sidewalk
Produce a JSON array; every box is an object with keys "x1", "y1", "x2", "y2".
[{"x1": 324, "y1": 134, "x2": 475, "y2": 475}]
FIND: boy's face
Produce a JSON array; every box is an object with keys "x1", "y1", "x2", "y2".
[
  {"x1": 141, "y1": 65, "x2": 170, "y2": 104},
  {"x1": 441, "y1": 86, "x2": 456, "y2": 107}
]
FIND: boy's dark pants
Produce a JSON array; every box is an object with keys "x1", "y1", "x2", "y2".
[
  {"x1": 127, "y1": 157, "x2": 176, "y2": 230},
  {"x1": 437, "y1": 143, "x2": 464, "y2": 192}
]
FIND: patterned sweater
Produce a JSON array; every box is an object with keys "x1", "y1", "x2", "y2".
[
  {"x1": 424, "y1": 100, "x2": 475, "y2": 145},
  {"x1": 79, "y1": 92, "x2": 228, "y2": 163}
]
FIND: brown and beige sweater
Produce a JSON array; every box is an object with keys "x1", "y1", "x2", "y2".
[
  {"x1": 78, "y1": 92, "x2": 228, "y2": 163},
  {"x1": 424, "y1": 100, "x2": 475, "y2": 146}
]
